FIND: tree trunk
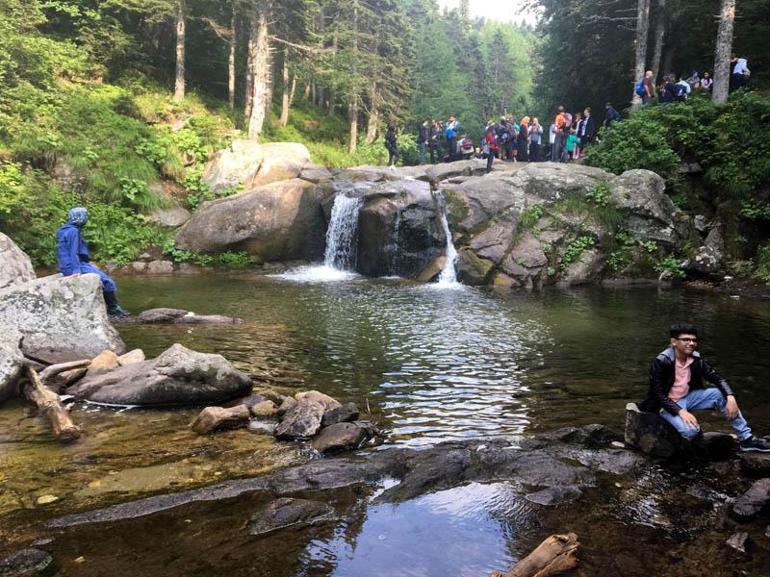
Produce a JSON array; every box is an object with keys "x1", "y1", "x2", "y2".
[
  {"x1": 327, "y1": 33, "x2": 338, "y2": 116},
  {"x1": 173, "y1": 0, "x2": 186, "y2": 101},
  {"x1": 365, "y1": 81, "x2": 379, "y2": 144},
  {"x1": 228, "y1": 4, "x2": 236, "y2": 110},
  {"x1": 651, "y1": 0, "x2": 666, "y2": 80},
  {"x1": 247, "y1": 8, "x2": 271, "y2": 139},
  {"x1": 288, "y1": 75, "x2": 297, "y2": 108},
  {"x1": 712, "y1": 0, "x2": 736, "y2": 104},
  {"x1": 348, "y1": 97, "x2": 358, "y2": 154},
  {"x1": 631, "y1": 0, "x2": 651, "y2": 109},
  {"x1": 279, "y1": 50, "x2": 290, "y2": 128},
  {"x1": 244, "y1": 18, "x2": 255, "y2": 122},
  {"x1": 304, "y1": 83, "x2": 311, "y2": 100}
]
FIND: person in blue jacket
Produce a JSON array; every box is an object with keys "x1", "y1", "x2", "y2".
[{"x1": 56, "y1": 207, "x2": 130, "y2": 317}]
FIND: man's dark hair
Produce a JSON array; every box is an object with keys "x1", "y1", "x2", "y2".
[{"x1": 670, "y1": 323, "x2": 698, "y2": 339}]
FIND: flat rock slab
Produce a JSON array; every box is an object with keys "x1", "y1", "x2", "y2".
[
  {"x1": 0, "y1": 548, "x2": 53, "y2": 577},
  {"x1": 113, "y1": 308, "x2": 243, "y2": 325},
  {"x1": 68, "y1": 343, "x2": 253, "y2": 406},
  {"x1": 0, "y1": 274, "x2": 125, "y2": 364},
  {"x1": 248, "y1": 497, "x2": 337, "y2": 536},
  {"x1": 732, "y1": 478, "x2": 770, "y2": 521}
]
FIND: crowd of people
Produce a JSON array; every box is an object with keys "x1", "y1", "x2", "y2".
[{"x1": 637, "y1": 57, "x2": 751, "y2": 104}]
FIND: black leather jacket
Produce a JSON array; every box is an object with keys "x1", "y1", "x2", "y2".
[{"x1": 640, "y1": 346, "x2": 735, "y2": 416}]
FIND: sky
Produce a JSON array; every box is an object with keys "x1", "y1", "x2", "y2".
[{"x1": 436, "y1": 0, "x2": 540, "y2": 26}]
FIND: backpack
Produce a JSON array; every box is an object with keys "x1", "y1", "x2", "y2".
[
  {"x1": 635, "y1": 80, "x2": 645, "y2": 97},
  {"x1": 674, "y1": 83, "x2": 687, "y2": 98}
]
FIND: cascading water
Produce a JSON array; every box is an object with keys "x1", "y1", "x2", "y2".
[
  {"x1": 324, "y1": 194, "x2": 364, "y2": 270},
  {"x1": 434, "y1": 193, "x2": 462, "y2": 289},
  {"x1": 275, "y1": 193, "x2": 362, "y2": 282}
]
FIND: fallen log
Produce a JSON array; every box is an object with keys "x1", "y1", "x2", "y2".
[
  {"x1": 21, "y1": 365, "x2": 81, "y2": 444},
  {"x1": 39, "y1": 359, "x2": 91, "y2": 382},
  {"x1": 490, "y1": 533, "x2": 579, "y2": 577}
]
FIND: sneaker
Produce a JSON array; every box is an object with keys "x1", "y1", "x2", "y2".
[
  {"x1": 739, "y1": 436, "x2": 770, "y2": 452},
  {"x1": 108, "y1": 305, "x2": 131, "y2": 318}
]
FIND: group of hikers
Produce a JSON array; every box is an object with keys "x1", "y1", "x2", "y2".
[{"x1": 636, "y1": 57, "x2": 751, "y2": 104}]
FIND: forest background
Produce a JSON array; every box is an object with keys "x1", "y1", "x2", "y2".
[{"x1": 1, "y1": 0, "x2": 769, "y2": 274}]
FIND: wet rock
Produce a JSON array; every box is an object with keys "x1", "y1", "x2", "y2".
[
  {"x1": 686, "y1": 226, "x2": 725, "y2": 276},
  {"x1": 456, "y1": 248, "x2": 495, "y2": 285},
  {"x1": 68, "y1": 343, "x2": 253, "y2": 406},
  {"x1": 148, "y1": 206, "x2": 191, "y2": 228},
  {"x1": 203, "y1": 140, "x2": 311, "y2": 192},
  {"x1": 250, "y1": 400, "x2": 279, "y2": 418},
  {"x1": 176, "y1": 179, "x2": 326, "y2": 263},
  {"x1": 87, "y1": 350, "x2": 120, "y2": 375},
  {"x1": 295, "y1": 390, "x2": 341, "y2": 411},
  {"x1": 136, "y1": 308, "x2": 243, "y2": 325},
  {"x1": 322, "y1": 403, "x2": 360, "y2": 427},
  {"x1": 277, "y1": 396, "x2": 297, "y2": 416},
  {"x1": 571, "y1": 449, "x2": 643, "y2": 475},
  {"x1": 299, "y1": 165, "x2": 333, "y2": 183},
  {"x1": 146, "y1": 260, "x2": 174, "y2": 274},
  {"x1": 559, "y1": 248, "x2": 604, "y2": 287},
  {"x1": 468, "y1": 221, "x2": 516, "y2": 264},
  {"x1": 624, "y1": 403, "x2": 689, "y2": 458},
  {"x1": 356, "y1": 179, "x2": 446, "y2": 279},
  {"x1": 191, "y1": 405, "x2": 250, "y2": 434},
  {"x1": 0, "y1": 232, "x2": 35, "y2": 290},
  {"x1": 0, "y1": 548, "x2": 53, "y2": 577},
  {"x1": 274, "y1": 398, "x2": 325, "y2": 440},
  {"x1": 311, "y1": 421, "x2": 378, "y2": 453},
  {"x1": 726, "y1": 532, "x2": 750, "y2": 554},
  {"x1": 731, "y1": 478, "x2": 770, "y2": 521},
  {"x1": 738, "y1": 453, "x2": 770, "y2": 477},
  {"x1": 525, "y1": 486, "x2": 582, "y2": 506},
  {"x1": 248, "y1": 497, "x2": 337, "y2": 537},
  {"x1": 247, "y1": 420, "x2": 276, "y2": 435},
  {"x1": 35, "y1": 494, "x2": 59, "y2": 505},
  {"x1": 699, "y1": 432, "x2": 736, "y2": 461},
  {"x1": 0, "y1": 274, "x2": 125, "y2": 364},
  {"x1": 128, "y1": 261, "x2": 147, "y2": 273},
  {"x1": 425, "y1": 159, "x2": 486, "y2": 186},
  {"x1": 0, "y1": 330, "x2": 24, "y2": 404},
  {"x1": 441, "y1": 174, "x2": 524, "y2": 232},
  {"x1": 414, "y1": 255, "x2": 446, "y2": 283}
]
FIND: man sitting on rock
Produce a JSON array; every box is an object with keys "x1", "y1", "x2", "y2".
[
  {"x1": 641, "y1": 323, "x2": 770, "y2": 452},
  {"x1": 56, "y1": 207, "x2": 130, "y2": 317}
]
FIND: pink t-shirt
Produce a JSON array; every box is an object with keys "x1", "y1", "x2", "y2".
[{"x1": 669, "y1": 356, "x2": 694, "y2": 402}]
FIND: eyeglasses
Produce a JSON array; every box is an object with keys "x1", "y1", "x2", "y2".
[{"x1": 674, "y1": 337, "x2": 698, "y2": 343}]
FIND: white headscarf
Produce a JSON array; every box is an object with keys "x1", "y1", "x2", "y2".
[{"x1": 733, "y1": 58, "x2": 750, "y2": 76}]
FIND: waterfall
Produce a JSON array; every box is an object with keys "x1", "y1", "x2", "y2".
[
  {"x1": 435, "y1": 194, "x2": 461, "y2": 288},
  {"x1": 325, "y1": 194, "x2": 364, "y2": 270}
]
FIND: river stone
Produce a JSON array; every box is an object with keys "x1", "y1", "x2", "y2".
[
  {"x1": 248, "y1": 497, "x2": 337, "y2": 537},
  {"x1": 295, "y1": 390, "x2": 341, "y2": 411},
  {"x1": 624, "y1": 403, "x2": 689, "y2": 458},
  {"x1": 87, "y1": 350, "x2": 121, "y2": 375},
  {"x1": 415, "y1": 255, "x2": 446, "y2": 283},
  {"x1": 118, "y1": 349, "x2": 145, "y2": 366},
  {"x1": 738, "y1": 453, "x2": 770, "y2": 476},
  {"x1": 68, "y1": 343, "x2": 253, "y2": 406},
  {"x1": 247, "y1": 420, "x2": 276, "y2": 435},
  {"x1": 608, "y1": 169, "x2": 680, "y2": 245},
  {"x1": 311, "y1": 421, "x2": 377, "y2": 453},
  {"x1": 0, "y1": 232, "x2": 35, "y2": 291},
  {"x1": 146, "y1": 260, "x2": 174, "y2": 274},
  {"x1": 0, "y1": 330, "x2": 24, "y2": 404},
  {"x1": 0, "y1": 274, "x2": 125, "y2": 363},
  {"x1": 0, "y1": 548, "x2": 53, "y2": 577},
  {"x1": 560, "y1": 248, "x2": 604, "y2": 286},
  {"x1": 456, "y1": 248, "x2": 495, "y2": 285},
  {"x1": 731, "y1": 478, "x2": 770, "y2": 521},
  {"x1": 524, "y1": 485, "x2": 583, "y2": 506},
  {"x1": 726, "y1": 532, "x2": 750, "y2": 554},
  {"x1": 322, "y1": 403, "x2": 360, "y2": 427},
  {"x1": 277, "y1": 396, "x2": 297, "y2": 416},
  {"x1": 356, "y1": 179, "x2": 446, "y2": 278},
  {"x1": 274, "y1": 398, "x2": 325, "y2": 440},
  {"x1": 686, "y1": 225, "x2": 725, "y2": 276},
  {"x1": 136, "y1": 308, "x2": 243, "y2": 325},
  {"x1": 250, "y1": 400, "x2": 279, "y2": 418},
  {"x1": 175, "y1": 178, "x2": 327, "y2": 262},
  {"x1": 190, "y1": 405, "x2": 251, "y2": 434},
  {"x1": 149, "y1": 206, "x2": 191, "y2": 228},
  {"x1": 203, "y1": 140, "x2": 311, "y2": 192}
]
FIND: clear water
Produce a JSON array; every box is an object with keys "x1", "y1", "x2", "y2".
[{"x1": 2, "y1": 275, "x2": 769, "y2": 576}]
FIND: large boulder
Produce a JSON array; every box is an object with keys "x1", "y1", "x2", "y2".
[
  {"x1": 356, "y1": 179, "x2": 446, "y2": 278},
  {"x1": 175, "y1": 178, "x2": 327, "y2": 262},
  {"x1": 67, "y1": 343, "x2": 253, "y2": 406},
  {"x1": 148, "y1": 205, "x2": 191, "y2": 228},
  {"x1": 0, "y1": 329, "x2": 24, "y2": 404},
  {"x1": 0, "y1": 274, "x2": 125, "y2": 363},
  {"x1": 203, "y1": 140, "x2": 312, "y2": 192},
  {"x1": 0, "y1": 232, "x2": 35, "y2": 290}
]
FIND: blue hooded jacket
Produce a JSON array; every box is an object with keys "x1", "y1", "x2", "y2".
[{"x1": 56, "y1": 215, "x2": 91, "y2": 276}]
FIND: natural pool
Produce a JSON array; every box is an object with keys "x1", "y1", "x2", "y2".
[{"x1": 1, "y1": 273, "x2": 769, "y2": 576}]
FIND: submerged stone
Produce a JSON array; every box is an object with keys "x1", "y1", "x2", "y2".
[
  {"x1": 248, "y1": 497, "x2": 337, "y2": 537},
  {"x1": 525, "y1": 485, "x2": 582, "y2": 506},
  {"x1": 0, "y1": 548, "x2": 53, "y2": 577}
]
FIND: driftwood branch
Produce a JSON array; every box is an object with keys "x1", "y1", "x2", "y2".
[
  {"x1": 268, "y1": 36, "x2": 331, "y2": 54},
  {"x1": 21, "y1": 365, "x2": 81, "y2": 444},
  {"x1": 491, "y1": 533, "x2": 580, "y2": 577},
  {"x1": 39, "y1": 359, "x2": 91, "y2": 382}
]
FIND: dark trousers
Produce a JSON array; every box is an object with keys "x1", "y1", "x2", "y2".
[
  {"x1": 530, "y1": 142, "x2": 540, "y2": 162},
  {"x1": 446, "y1": 137, "x2": 457, "y2": 161},
  {"x1": 429, "y1": 146, "x2": 437, "y2": 164},
  {"x1": 486, "y1": 150, "x2": 495, "y2": 171},
  {"x1": 387, "y1": 147, "x2": 399, "y2": 166},
  {"x1": 551, "y1": 133, "x2": 564, "y2": 162}
]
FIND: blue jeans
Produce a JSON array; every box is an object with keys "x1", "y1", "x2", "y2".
[
  {"x1": 418, "y1": 142, "x2": 427, "y2": 164},
  {"x1": 659, "y1": 388, "x2": 752, "y2": 441}
]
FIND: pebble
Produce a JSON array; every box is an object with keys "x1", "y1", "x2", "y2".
[
  {"x1": 74, "y1": 556, "x2": 85, "y2": 564},
  {"x1": 35, "y1": 495, "x2": 59, "y2": 506},
  {"x1": 610, "y1": 441, "x2": 625, "y2": 449},
  {"x1": 726, "y1": 532, "x2": 749, "y2": 554}
]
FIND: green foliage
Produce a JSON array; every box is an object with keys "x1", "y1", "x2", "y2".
[
  {"x1": 740, "y1": 198, "x2": 770, "y2": 221},
  {"x1": 560, "y1": 235, "x2": 595, "y2": 268},
  {"x1": 754, "y1": 245, "x2": 770, "y2": 285},
  {"x1": 218, "y1": 251, "x2": 260, "y2": 269},
  {"x1": 607, "y1": 230, "x2": 637, "y2": 274},
  {"x1": 161, "y1": 237, "x2": 213, "y2": 267},
  {"x1": 654, "y1": 255, "x2": 686, "y2": 279},
  {"x1": 519, "y1": 204, "x2": 544, "y2": 229},
  {"x1": 585, "y1": 182, "x2": 611, "y2": 208}
]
